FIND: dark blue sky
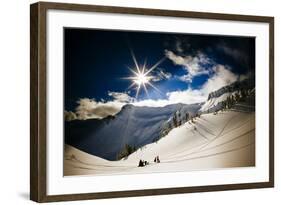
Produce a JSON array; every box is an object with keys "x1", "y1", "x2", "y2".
[{"x1": 64, "y1": 28, "x2": 255, "y2": 111}]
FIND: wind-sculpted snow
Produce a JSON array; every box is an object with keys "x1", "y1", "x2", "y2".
[{"x1": 65, "y1": 103, "x2": 201, "y2": 160}]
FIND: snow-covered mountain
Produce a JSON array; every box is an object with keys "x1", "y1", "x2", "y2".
[
  {"x1": 65, "y1": 103, "x2": 201, "y2": 160},
  {"x1": 200, "y1": 76, "x2": 255, "y2": 113}
]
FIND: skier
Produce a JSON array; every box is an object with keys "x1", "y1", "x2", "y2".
[
  {"x1": 154, "y1": 156, "x2": 160, "y2": 163},
  {"x1": 138, "y1": 159, "x2": 144, "y2": 167}
]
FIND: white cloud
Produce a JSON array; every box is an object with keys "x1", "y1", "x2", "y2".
[
  {"x1": 165, "y1": 50, "x2": 212, "y2": 82},
  {"x1": 133, "y1": 99, "x2": 171, "y2": 107},
  {"x1": 108, "y1": 91, "x2": 133, "y2": 103},
  {"x1": 151, "y1": 69, "x2": 172, "y2": 82},
  {"x1": 200, "y1": 64, "x2": 238, "y2": 95},
  {"x1": 75, "y1": 98, "x2": 125, "y2": 120},
  {"x1": 131, "y1": 88, "x2": 205, "y2": 107},
  {"x1": 68, "y1": 92, "x2": 133, "y2": 120},
  {"x1": 176, "y1": 74, "x2": 193, "y2": 83},
  {"x1": 64, "y1": 111, "x2": 77, "y2": 121},
  {"x1": 167, "y1": 88, "x2": 206, "y2": 104},
  {"x1": 131, "y1": 88, "x2": 206, "y2": 107}
]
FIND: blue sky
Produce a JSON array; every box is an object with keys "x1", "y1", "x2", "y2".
[{"x1": 64, "y1": 28, "x2": 255, "y2": 119}]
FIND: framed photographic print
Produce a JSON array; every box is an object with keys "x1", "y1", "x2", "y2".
[{"x1": 30, "y1": 2, "x2": 274, "y2": 202}]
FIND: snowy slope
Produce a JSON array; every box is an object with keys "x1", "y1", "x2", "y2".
[
  {"x1": 200, "y1": 92, "x2": 238, "y2": 112},
  {"x1": 65, "y1": 103, "x2": 201, "y2": 160},
  {"x1": 64, "y1": 110, "x2": 255, "y2": 176}
]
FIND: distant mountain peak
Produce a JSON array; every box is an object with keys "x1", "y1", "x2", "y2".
[
  {"x1": 65, "y1": 102, "x2": 201, "y2": 160},
  {"x1": 207, "y1": 77, "x2": 254, "y2": 100},
  {"x1": 121, "y1": 103, "x2": 134, "y2": 110}
]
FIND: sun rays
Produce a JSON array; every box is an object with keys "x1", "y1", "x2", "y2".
[{"x1": 123, "y1": 49, "x2": 165, "y2": 99}]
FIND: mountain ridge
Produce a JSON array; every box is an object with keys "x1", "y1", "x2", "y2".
[{"x1": 65, "y1": 102, "x2": 201, "y2": 160}]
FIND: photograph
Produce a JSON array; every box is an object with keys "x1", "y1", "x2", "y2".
[{"x1": 63, "y1": 28, "x2": 256, "y2": 176}]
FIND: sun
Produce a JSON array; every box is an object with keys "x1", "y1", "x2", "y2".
[
  {"x1": 123, "y1": 49, "x2": 165, "y2": 99},
  {"x1": 134, "y1": 72, "x2": 149, "y2": 85},
  {"x1": 134, "y1": 73, "x2": 149, "y2": 85},
  {"x1": 124, "y1": 65, "x2": 154, "y2": 98}
]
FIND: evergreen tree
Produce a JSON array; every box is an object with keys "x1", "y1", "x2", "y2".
[
  {"x1": 178, "y1": 120, "x2": 182, "y2": 126},
  {"x1": 221, "y1": 101, "x2": 226, "y2": 110},
  {"x1": 177, "y1": 111, "x2": 181, "y2": 126},
  {"x1": 235, "y1": 92, "x2": 240, "y2": 102},
  {"x1": 185, "y1": 113, "x2": 189, "y2": 122},
  {"x1": 117, "y1": 144, "x2": 137, "y2": 160},
  {"x1": 173, "y1": 114, "x2": 177, "y2": 127},
  {"x1": 241, "y1": 89, "x2": 247, "y2": 101}
]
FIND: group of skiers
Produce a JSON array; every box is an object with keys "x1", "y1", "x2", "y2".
[
  {"x1": 138, "y1": 156, "x2": 160, "y2": 167},
  {"x1": 138, "y1": 160, "x2": 149, "y2": 167},
  {"x1": 154, "y1": 156, "x2": 160, "y2": 163}
]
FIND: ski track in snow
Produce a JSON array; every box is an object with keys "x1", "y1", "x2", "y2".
[{"x1": 64, "y1": 110, "x2": 255, "y2": 176}]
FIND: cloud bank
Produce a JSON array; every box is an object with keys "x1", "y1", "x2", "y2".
[
  {"x1": 66, "y1": 64, "x2": 238, "y2": 120},
  {"x1": 74, "y1": 98, "x2": 124, "y2": 120}
]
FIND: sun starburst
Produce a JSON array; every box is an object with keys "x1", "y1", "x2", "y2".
[{"x1": 123, "y1": 49, "x2": 165, "y2": 99}]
